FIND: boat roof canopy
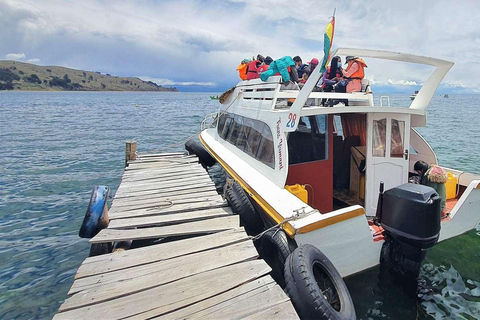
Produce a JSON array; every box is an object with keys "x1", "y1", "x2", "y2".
[{"x1": 332, "y1": 48, "x2": 454, "y2": 112}]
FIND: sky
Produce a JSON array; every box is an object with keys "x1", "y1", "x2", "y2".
[{"x1": 1, "y1": 0, "x2": 480, "y2": 93}]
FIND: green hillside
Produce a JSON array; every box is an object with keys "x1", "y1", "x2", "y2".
[{"x1": 0, "y1": 60, "x2": 177, "y2": 92}]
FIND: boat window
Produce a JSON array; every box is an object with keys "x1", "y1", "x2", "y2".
[
  {"x1": 288, "y1": 115, "x2": 328, "y2": 165},
  {"x1": 227, "y1": 115, "x2": 243, "y2": 145},
  {"x1": 217, "y1": 112, "x2": 275, "y2": 169},
  {"x1": 218, "y1": 113, "x2": 233, "y2": 139},
  {"x1": 333, "y1": 115, "x2": 344, "y2": 138},
  {"x1": 244, "y1": 120, "x2": 264, "y2": 157},
  {"x1": 372, "y1": 118, "x2": 386, "y2": 157},
  {"x1": 256, "y1": 125, "x2": 275, "y2": 168},
  {"x1": 390, "y1": 119, "x2": 405, "y2": 158}
]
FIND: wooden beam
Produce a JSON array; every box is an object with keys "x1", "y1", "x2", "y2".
[{"x1": 89, "y1": 216, "x2": 239, "y2": 243}]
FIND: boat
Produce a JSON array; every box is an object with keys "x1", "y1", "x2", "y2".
[
  {"x1": 444, "y1": 94, "x2": 449, "y2": 98},
  {"x1": 210, "y1": 95, "x2": 219, "y2": 100},
  {"x1": 410, "y1": 90, "x2": 419, "y2": 100},
  {"x1": 196, "y1": 48, "x2": 480, "y2": 318}
]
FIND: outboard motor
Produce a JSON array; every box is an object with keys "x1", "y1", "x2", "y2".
[{"x1": 379, "y1": 183, "x2": 441, "y2": 277}]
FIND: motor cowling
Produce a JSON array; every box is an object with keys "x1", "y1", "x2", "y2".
[{"x1": 379, "y1": 183, "x2": 441, "y2": 277}]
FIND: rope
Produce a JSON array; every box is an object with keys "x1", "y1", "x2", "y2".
[
  {"x1": 249, "y1": 207, "x2": 318, "y2": 242},
  {"x1": 143, "y1": 91, "x2": 243, "y2": 155}
]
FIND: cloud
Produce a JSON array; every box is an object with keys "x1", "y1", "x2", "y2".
[
  {"x1": 1, "y1": 0, "x2": 479, "y2": 92},
  {"x1": 386, "y1": 79, "x2": 419, "y2": 86},
  {"x1": 139, "y1": 76, "x2": 216, "y2": 86},
  {"x1": 27, "y1": 58, "x2": 40, "y2": 63},
  {"x1": 5, "y1": 53, "x2": 26, "y2": 60}
]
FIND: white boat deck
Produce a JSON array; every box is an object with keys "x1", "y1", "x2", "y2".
[{"x1": 54, "y1": 152, "x2": 298, "y2": 320}]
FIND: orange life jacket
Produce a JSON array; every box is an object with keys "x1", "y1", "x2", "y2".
[
  {"x1": 246, "y1": 60, "x2": 261, "y2": 80},
  {"x1": 345, "y1": 58, "x2": 367, "y2": 80},
  {"x1": 236, "y1": 63, "x2": 248, "y2": 80}
]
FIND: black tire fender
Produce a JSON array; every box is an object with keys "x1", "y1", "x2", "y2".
[
  {"x1": 284, "y1": 244, "x2": 356, "y2": 320},
  {"x1": 261, "y1": 229, "x2": 296, "y2": 288},
  {"x1": 225, "y1": 182, "x2": 264, "y2": 235},
  {"x1": 185, "y1": 139, "x2": 216, "y2": 167}
]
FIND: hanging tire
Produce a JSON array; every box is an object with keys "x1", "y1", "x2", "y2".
[
  {"x1": 185, "y1": 139, "x2": 216, "y2": 167},
  {"x1": 261, "y1": 229, "x2": 297, "y2": 288},
  {"x1": 225, "y1": 182, "x2": 264, "y2": 235},
  {"x1": 284, "y1": 244, "x2": 356, "y2": 320}
]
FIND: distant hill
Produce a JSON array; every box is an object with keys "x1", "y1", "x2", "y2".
[{"x1": 0, "y1": 60, "x2": 177, "y2": 92}]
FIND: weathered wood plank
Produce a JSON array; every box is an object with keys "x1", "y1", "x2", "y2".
[
  {"x1": 108, "y1": 207, "x2": 233, "y2": 228},
  {"x1": 109, "y1": 192, "x2": 222, "y2": 212},
  {"x1": 243, "y1": 300, "x2": 300, "y2": 320},
  {"x1": 137, "y1": 152, "x2": 187, "y2": 158},
  {"x1": 114, "y1": 176, "x2": 214, "y2": 194},
  {"x1": 90, "y1": 216, "x2": 239, "y2": 243},
  {"x1": 111, "y1": 185, "x2": 216, "y2": 202},
  {"x1": 121, "y1": 163, "x2": 204, "y2": 177},
  {"x1": 125, "y1": 159, "x2": 199, "y2": 170},
  {"x1": 65, "y1": 241, "x2": 258, "y2": 305},
  {"x1": 116, "y1": 174, "x2": 213, "y2": 189},
  {"x1": 54, "y1": 261, "x2": 271, "y2": 320},
  {"x1": 157, "y1": 276, "x2": 278, "y2": 320},
  {"x1": 110, "y1": 189, "x2": 219, "y2": 208},
  {"x1": 76, "y1": 228, "x2": 248, "y2": 279},
  {"x1": 113, "y1": 182, "x2": 215, "y2": 199},
  {"x1": 108, "y1": 199, "x2": 227, "y2": 219},
  {"x1": 121, "y1": 169, "x2": 206, "y2": 183}
]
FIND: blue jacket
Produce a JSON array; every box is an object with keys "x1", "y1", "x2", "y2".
[
  {"x1": 297, "y1": 64, "x2": 309, "y2": 78},
  {"x1": 260, "y1": 56, "x2": 296, "y2": 82}
]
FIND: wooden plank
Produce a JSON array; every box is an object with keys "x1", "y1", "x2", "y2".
[
  {"x1": 108, "y1": 207, "x2": 233, "y2": 228},
  {"x1": 90, "y1": 216, "x2": 239, "y2": 243},
  {"x1": 121, "y1": 163, "x2": 204, "y2": 177},
  {"x1": 109, "y1": 195, "x2": 224, "y2": 213},
  {"x1": 114, "y1": 176, "x2": 214, "y2": 194},
  {"x1": 121, "y1": 169, "x2": 206, "y2": 183},
  {"x1": 113, "y1": 182, "x2": 215, "y2": 199},
  {"x1": 111, "y1": 185, "x2": 216, "y2": 202},
  {"x1": 108, "y1": 199, "x2": 227, "y2": 220},
  {"x1": 243, "y1": 301, "x2": 300, "y2": 320},
  {"x1": 66, "y1": 241, "x2": 258, "y2": 303},
  {"x1": 116, "y1": 174, "x2": 213, "y2": 189},
  {"x1": 54, "y1": 260, "x2": 271, "y2": 320},
  {"x1": 110, "y1": 190, "x2": 220, "y2": 208},
  {"x1": 125, "y1": 159, "x2": 199, "y2": 170},
  {"x1": 157, "y1": 276, "x2": 279, "y2": 320},
  {"x1": 76, "y1": 228, "x2": 248, "y2": 278},
  {"x1": 137, "y1": 152, "x2": 187, "y2": 158}
]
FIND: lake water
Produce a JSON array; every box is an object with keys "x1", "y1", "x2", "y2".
[{"x1": 0, "y1": 92, "x2": 479, "y2": 319}]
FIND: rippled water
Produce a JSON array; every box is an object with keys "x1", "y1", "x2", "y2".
[{"x1": 0, "y1": 92, "x2": 478, "y2": 319}]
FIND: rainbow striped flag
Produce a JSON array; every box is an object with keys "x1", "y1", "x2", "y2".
[{"x1": 319, "y1": 17, "x2": 335, "y2": 74}]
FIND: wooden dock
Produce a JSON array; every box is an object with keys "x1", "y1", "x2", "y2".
[{"x1": 55, "y1": 151, "x2": 298, "y2": 319}]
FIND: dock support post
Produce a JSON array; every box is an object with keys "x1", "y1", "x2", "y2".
[{"x1": 125, "y1": 141, "x2": 137, "y2": 167}]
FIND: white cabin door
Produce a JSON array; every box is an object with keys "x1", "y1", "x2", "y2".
[{"x1": 365, "y1": 113, "x2": 411, "y2": 216}]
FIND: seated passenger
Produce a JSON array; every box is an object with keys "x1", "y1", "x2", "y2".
[
  {"x1": 260, "y1": 56, "x2": 298, "y2": 84},
  {"x1": 341, "y1": 56, "x2": 368, "y2": 92},
  {"x1": 236, "y1": 59, "x2": 250, "y2": 80},
  {"x1": 299, "y1": 58, "x2": 319, "y2": 83},
  {"x1": 321, "y1": 56, "x2": 342, "y2": 91},
  {"x1": 257, "y1": 56, "x2": 273, "y2": 77},
  {"x1": 245, "y1": 54, "x2": 265, "y2": 80},
  {"x1": 293, "y1": 56, "x2": 309, "y2": 79}
]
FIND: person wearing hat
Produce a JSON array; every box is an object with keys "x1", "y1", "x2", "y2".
[{"x1": 341, "y1": 56, "x2": 368, "y2": 92}]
